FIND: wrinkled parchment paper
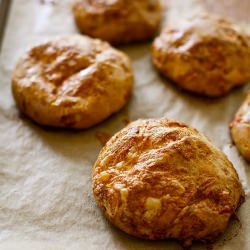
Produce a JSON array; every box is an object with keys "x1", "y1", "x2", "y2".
[{"x1": 1, "y1": 0, "x2": 250, "y2": 249}]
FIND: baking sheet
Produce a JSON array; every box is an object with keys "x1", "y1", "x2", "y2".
[
  {"x1": 0, "y1": 0, "x2": 12, "y2": 51},
  {"x1": 0, "y1": 0, "x2": 250, "y2": 249}
]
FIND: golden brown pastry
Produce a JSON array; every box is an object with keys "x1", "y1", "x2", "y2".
[
  {"x1": 72, "y1": 0, "x2": 162, "y2": 45},
  {"x1": 230, "y1": 93, "x2": 250, "y2": 161},
  {"x1": 12, "y1": 35, "x2": 133, "y2": 129},
  {"x1": 93, "y1": 118, "x2": 243, "y2": 246},
  {"x1": 152, "y1": 14, "x2": 250, "y2": 97}
]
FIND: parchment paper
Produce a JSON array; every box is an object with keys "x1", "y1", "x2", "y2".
[{"x1": 1, "y1": 0, "x2": 250, "y2": 249}]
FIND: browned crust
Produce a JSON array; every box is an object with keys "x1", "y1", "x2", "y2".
[
  {"x1": 230, "y1": 93, "x2": 250, "y2": 161},
  {"x1": 152, "y1": 14, "x2": 250, "y2": 97},
  {"x1": 12, "y1": 35, "x2": 133, "y2": 129},
  {"x1": 72, "y1": 0, "x2": 162, "y2": 45},
  {"x1": 93, "y1": 118, "x2": 243, "y2": 246}
]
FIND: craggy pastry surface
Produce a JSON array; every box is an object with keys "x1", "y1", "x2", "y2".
[
  {"x1": 1, "y1": 0, "x2": 250, "y2": 249},
  {"x1": 93, "y1": 118, "x2": 243, "y2": 246},
  {"x1": 152, "y1": 14, "x2": 250, "y2": 97},
  {"x1": 231, "y1": 93, "x2": 250, "y2": 161},
  {"x1": 12, "y1": 35, "x2": 133, "y2": 129},
  {"x1": 72, "y1": 0, "x2": 162, "y2": 44}
]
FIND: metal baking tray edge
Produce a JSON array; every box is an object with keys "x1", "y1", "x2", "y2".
[{"x1": 0, "y1": 0, "x2": 12, "y2": 52}]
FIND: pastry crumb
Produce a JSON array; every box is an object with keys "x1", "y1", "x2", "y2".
[{"x1": 95, "y1": 131, "x2": 111, "y2": 146}]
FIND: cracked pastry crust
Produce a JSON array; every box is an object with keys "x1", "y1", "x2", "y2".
[
  {"x1": 72, "y1": 0, "x2": 162, "y2": 45},
  {"x1": 12, "y1": 35, "x2": 133, "y2": 129},
  {"x1": 92, "y1": 118, "x2": 243, "y2": 246},
  {"x1": 230, "y1": 93, "x2": 250, "y2": 161},
  {"x1": 152, "y1": 14, "x2": 250, "y2": 97}
]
